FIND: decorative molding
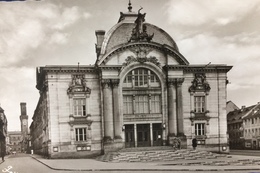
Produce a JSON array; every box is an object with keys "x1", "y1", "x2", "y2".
[
  {"x1": 189, "y1": 73, "x2": 210, "y2": 93},
  {"x1": 121, "y1": 55, "x2": 161, "y2": 70},
  {"x1": 101, "y1": 79, "x2": 112, "y2": 89},
  {"x1": 67, "y1": 74, "x2": 91, "y2": 95},
  {"x1": 98, "y1": 42, "x2": 189, "y2": 66},
  {"x1": 190, "y1": 114, "x2": 210, "y2": 126},
  {"x1": 111, "y1": 79, "x2": 120, "y2": 87},
  {"x1": 69, "y1": 114, "x2": 92, "y2": 126},
  {"x1": 168, "y1": 78, "x2": 185, "y2": 86}
]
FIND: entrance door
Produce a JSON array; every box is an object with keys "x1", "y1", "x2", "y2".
[
  {"x1": 137, "y1": 124, "x2": 151, "y2": 147},
  {"x1": 125, "y1": 124, "x2": 135, "y2": 148},
  {"x1": 153, "y1": 123, "x2": 162, "y2": 146}
]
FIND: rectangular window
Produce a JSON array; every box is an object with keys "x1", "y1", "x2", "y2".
[
  {"x1": 75, "y1": 128, "x2": 87, "y2": 141},
  {"x1": 74, "y1": 98, "x2": 86, "y2": 116},
  {"x1": 123, "y1": 73, "x2": 132, "y2": 87},
  {"x1": 195, "y1": 123, "x2": 205, "y2": 136},
  {"x1": 134, "y1": 69, "x2": 148, "y2": 87},
  {"x1": 123, "y1": 96, "x2": 133, "y2": 114},
  {"x1": 194, "y1": 96, "x2": 205, "y2": 113},
  {"x1": 151, "y1": 95, "x2": 161, "y2": 113},
  {"x1": 135, "y1": 95, "x2": 149, "y2": 113}
]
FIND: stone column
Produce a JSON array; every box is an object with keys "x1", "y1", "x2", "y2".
[
  {"x1": 176, "y1": 78, "x2": 184, "y2": 135},
  {"x1": 150, "y1": 123, "x2": 153, "y2": 146},
  {"x1": 102, "y1": 79, "x2": 114, "y2": 140},
  {"x1": 111, "y1": 79, "x2": 122, "y2": 139},
  {"x1": 134, "y1": 124, "x2": 137, "y2": 147},
  {"x1": 168, "y1": 79, "x2": 177, "y2": 136}
]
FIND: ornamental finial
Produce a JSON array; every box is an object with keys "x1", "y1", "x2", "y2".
[{"x1": 128, "y1": 0, "x2": 132, "y2": 12}]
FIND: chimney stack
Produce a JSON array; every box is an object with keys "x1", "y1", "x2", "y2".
[{"x1": 95, "y1": 30, "x2": 105, "y2": 57}]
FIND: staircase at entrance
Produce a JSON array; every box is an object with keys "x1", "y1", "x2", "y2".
[{"x1": 96, "y1": 146, "x2": 228, "y2": 162}]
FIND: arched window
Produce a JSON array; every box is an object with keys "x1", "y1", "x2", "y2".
[
  {"x1": 123, "y1": 68, "x2": 161, "y2": 115},
  {"x1": 123, "y1": 68, "x2": 160, "y2": 88}
]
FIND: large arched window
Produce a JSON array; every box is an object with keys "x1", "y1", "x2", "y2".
[
  {"x1": 123, "y1": 68, "x2": 161, "y2": 115},
  {"x1": 123, "y1": 68, "x2": 160, "y2": 88}
]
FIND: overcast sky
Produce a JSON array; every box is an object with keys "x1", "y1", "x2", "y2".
[{"x1": 1, "y1": 0, "x2": 260, "y2": 131}]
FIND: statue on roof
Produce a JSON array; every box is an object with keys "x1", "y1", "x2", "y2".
[{"x1": 129, "y1": 7, "x2": 154, "y2": 42}]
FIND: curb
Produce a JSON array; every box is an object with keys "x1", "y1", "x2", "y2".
[{"x1": 31, "y1": 156, "x2": 260, "y2": 172}]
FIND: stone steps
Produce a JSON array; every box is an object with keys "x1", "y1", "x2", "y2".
[{"x1": 96, "y1": 147, "x2": 230, "y2": 163}]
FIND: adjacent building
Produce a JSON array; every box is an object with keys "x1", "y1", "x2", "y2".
[
  {"x1": 0, "y1": 107, "x2": 8, "y2": 155},
  {"x1": 227, "y1": 105, "x2": 252, "y2": 149},
  {"x1": 227, "y1": 102, "x2": 260, "y2": 149},
  {"x1": 30, "y1": 4, "x2": 232, "y2": 158},
  {"x1": 243, "y1": 103, "x2": 260, "y2": 149},
  {"x1": 226, "y1": 101, "x2": 239, "y2": 114},
  {"x1": 7, "y1": 131, "x2": 21, "y2": 153}
]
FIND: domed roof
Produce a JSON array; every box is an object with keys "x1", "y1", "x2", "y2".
[{"x1": 99, "y1": 9, "x2": 179, "y2": 56}]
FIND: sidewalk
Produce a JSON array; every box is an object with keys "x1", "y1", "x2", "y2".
[{"x1": 31, "y1": 154, "x2": 260, "y2": 171}]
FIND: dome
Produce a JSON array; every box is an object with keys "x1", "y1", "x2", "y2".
[{"x1": 98, "y1": 10, "x2": 179, "y2": 57}]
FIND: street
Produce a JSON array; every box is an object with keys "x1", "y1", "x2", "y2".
[
  {"x1": 1, "y1": 153, "x2": 260, "y2": 173},
  {"x1": 230, "y1": 149, "x2": 260, "y2": 156}
]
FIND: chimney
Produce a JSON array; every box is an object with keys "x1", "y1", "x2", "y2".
[
  {"x1": 95, "y1": 30, "x2": 105, "y2": 57},
  {"x1": 20, "y1": 102, "x2": 27, "y2": 115}
]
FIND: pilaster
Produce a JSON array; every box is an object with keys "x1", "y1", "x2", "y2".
[
  {"x1": 111, "y1": 79, "x2": 122, "y2": 139},
  {"x1": 102, "y1": 79, "x2": 114, "y2": 141},
  {"x1": 168, "y1": 79, "x2": 177, "y2": 136}
]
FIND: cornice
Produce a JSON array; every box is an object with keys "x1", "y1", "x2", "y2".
[
  {"x1": 164, "y1": 65, "x2": 233, "y2": 73},
  {"x1": 40, "y1": 66, "x2": 97, "y2": 74}
]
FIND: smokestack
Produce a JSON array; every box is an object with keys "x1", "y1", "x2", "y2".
[{"x1": 95, "y1": 30, "x2": 105, "y2": 57}]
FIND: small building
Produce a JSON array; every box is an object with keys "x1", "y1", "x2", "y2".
[
  {"x1": 7, "y1": 131, "x2": 22, "y2": 153},
  {"x1": 242, "y1": 103, "x2": 260, "y2": 149},
  {"x1": 31, "y1": 4, "x2": 232, "y2": 158}
]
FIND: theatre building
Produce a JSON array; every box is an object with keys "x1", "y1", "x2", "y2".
[{"x1": 31, "y1": 5, "x2": 232, "y2": 158}]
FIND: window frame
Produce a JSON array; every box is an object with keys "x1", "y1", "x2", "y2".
[
  {"x1": 195, "y1": 123, "x2": 206, "y2": 136},
  {"x1": 194, "y1": 95, "x2": 206, "y2": 113},
  {"x1": 75, "y1": 127, "x2": 87, "y2": 142},
  {"x1": 73, "y1": 98, "x2": 87, "y2": 116}
]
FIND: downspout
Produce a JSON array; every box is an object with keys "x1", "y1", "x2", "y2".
[
  {"x1": 217, "y1": 67, "x2": 221, "y2": 153},
  {"x1": 98, "y1": 67, "x2": 105, "y2": 155}
]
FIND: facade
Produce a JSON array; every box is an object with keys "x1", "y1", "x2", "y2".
[
  {"x1": 7, "y1": 131, "x2": 22, "y2": 153},
  {"x1": 227, "y1": 102, "x2": 260, "y2": 150},
  {"x1": 227, "y1": 105, "x2": 252, "y2": 149},
  {"x1": 243, "y1": 103, "x2": 260, "y2": 149},
  {"x1": 31, "y1": 5, "x2": 232, "y2": 158},
  {"x1": 0, "y1": 107, "x2": 8, "y2": 155},
  {"x1": 20, "y1": 102, "x2": 29, "y2": 153}
]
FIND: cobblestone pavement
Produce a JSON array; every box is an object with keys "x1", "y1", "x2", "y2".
[{"x1": 25, "y1": 148, "x2": 260, "y2": 171}]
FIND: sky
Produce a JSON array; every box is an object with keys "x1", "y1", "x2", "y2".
[{"x1": 0, "y1": 0, "x2": 260, "y2": 131}]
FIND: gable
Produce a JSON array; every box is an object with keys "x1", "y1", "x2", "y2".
[{"x1": 97, "y1": 42, "x2": 189, "y2": 66}]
